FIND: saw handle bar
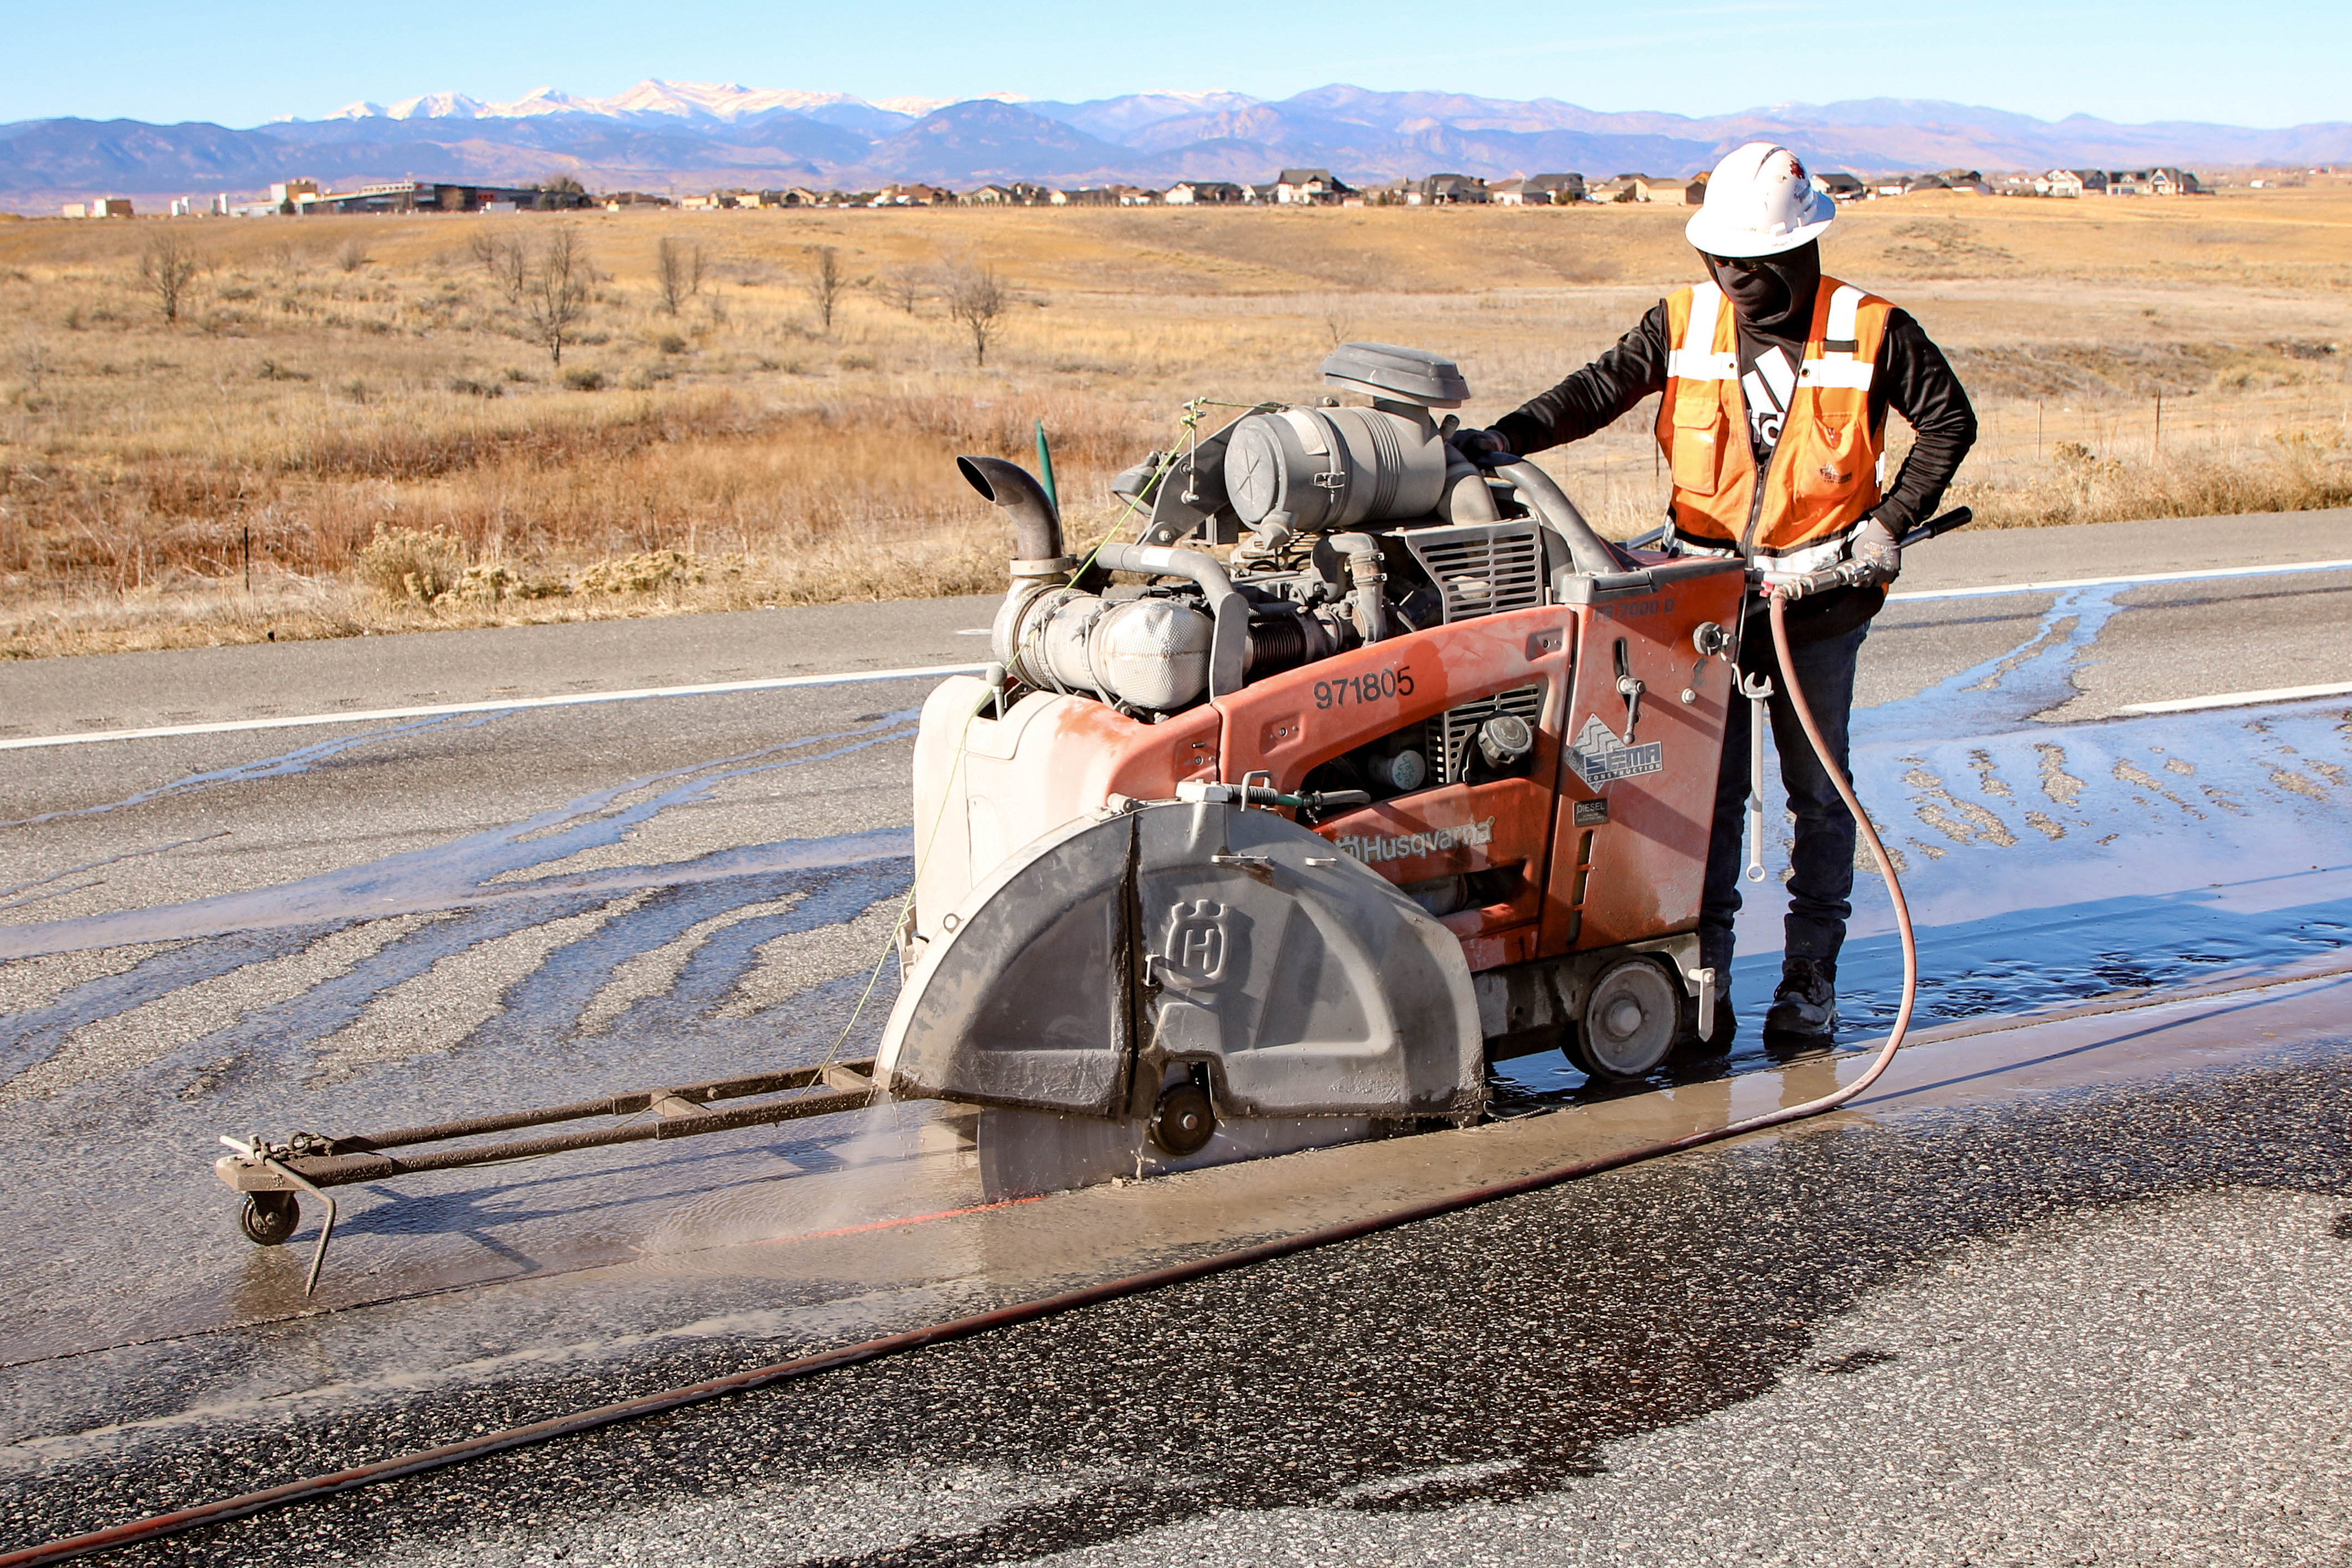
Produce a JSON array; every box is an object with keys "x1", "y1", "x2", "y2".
[
  {"x1": 1175, "y1": 780, "x2": 1372, "y2": 813},
  {"x1": 1771, "y1": 507, "x2": 1975, "y2": 600}
]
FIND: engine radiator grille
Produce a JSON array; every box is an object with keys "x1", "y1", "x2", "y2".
[
  {"x1": 1432, "y1": 685, "x2": 1545, "y2": 785},
  {"x1": 1401, "y1": 522, "x2": 1547, "y2": 623}
]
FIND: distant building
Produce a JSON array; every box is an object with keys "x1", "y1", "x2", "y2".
[
  {"x1": 1596, "y1": 173, "x2": 1659, "y2": 203},
  {"x1": 1246, "y1": 182, "x2": 1279, "y2": 204},
  {"x1": 1811, "y1": 171, "x2": 1866, "y2": 201},
  {"x1": 1408, "y1": 173, "x2": 1488, "y2": 205},
  {"x1": 70, "y1": 196, "x2": 136, "y2": 218},
  {"x1": 1048, "y1": 187, "x2": 1119, "y2": 206},
  {"x1": 1117, "y1": 187, "x2": 1160, "y2": 206},
  {"x1": 601, "y1": 191, "x2": 673, "y2": 209},
  {"x1": 873, "y1": 184, "x2": 952, "y2": 206},
  {"x1": 1164, "y1": 180, "x2": 1243, "y2": 204},
  {"x1": 1275, "y1": 168, "x2": 1351, "y2": 204},
  {"x1": 1682, "y1": 173, "x2": 1709, "y2": 205},
  {"x1": 1525, "y1": 172, "x2": 1586, "y2": 204},
  {"x1": 282, "y1": 179, "x2": 578, "y2": 215}
]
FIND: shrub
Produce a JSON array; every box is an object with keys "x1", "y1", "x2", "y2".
[
  {"x1": 447, "y1": 376, "x2": 503, "y2": 398},
  {"x1": 358, "y1": 525, "x2": 467, "y2": 603},
  {"x1": 562, "y1": 366, "x2": 607, "y2": 391}
]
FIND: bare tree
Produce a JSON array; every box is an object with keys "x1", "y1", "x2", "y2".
[
  {"x1": 336, "y1": 237, "x2": 371, "y2": 273},
  {"x1": 654, "y1": 236, "x2": 705, "y2": 316},
  {"x1": 467, "y1": 230, "x2": 530, "y2": 302},
  {"x1": 138, "y1": 230, "x2": 206, "y2": 325},
  {"x1": 534, "y1": 174, "x2": 588, "y2": 211},
  {"x1": 806, "y1": 244, "x2": 848, "y2": 333},
  {"x1": 523, "y1": 226, "x2": 593, "y2": 366},
  {"x1": 943, "y1": 263, "x2": 1007, "y2": 366},
  {"x1": 874, "y1": 263, "x2": 924, "y2": 315}
]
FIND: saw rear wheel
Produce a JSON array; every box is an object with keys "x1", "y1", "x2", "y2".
[{"x1": 1568, "y1": 958, "x2": 1681, "y2": 1082}]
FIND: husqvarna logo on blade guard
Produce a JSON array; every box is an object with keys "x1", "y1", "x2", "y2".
[
  {"x1": 1163, "y1": 901, "x2": 1229, "y2": 981},
  {"x1": 1567, "y1": 716, "x2": 1664, "y2": 788}
]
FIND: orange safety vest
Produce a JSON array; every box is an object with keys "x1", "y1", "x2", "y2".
[{"x1": 1654, "y1": 275, "x2": 1893, "y2": 573}]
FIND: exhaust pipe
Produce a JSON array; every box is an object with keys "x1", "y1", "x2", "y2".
[{"x1": 958, "y1": 456, "x2": 1075, "y2": 580}]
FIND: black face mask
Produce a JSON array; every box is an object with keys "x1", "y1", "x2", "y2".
[{"x1": 1703, "y1": 241, "x2": 1820, "y2": 339}]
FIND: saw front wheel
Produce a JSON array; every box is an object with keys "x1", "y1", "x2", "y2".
[
  {"x1": 240, "y1": 1191, "x2": 300, "y2": 1246},
  {"x1": 1568, "y1": 958, "x2": 1681, "y2": 1081}
]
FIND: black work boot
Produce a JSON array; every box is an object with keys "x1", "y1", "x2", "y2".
[{"x1": 1762, "y1": 956, "x2": 1838, "y2": 1050}]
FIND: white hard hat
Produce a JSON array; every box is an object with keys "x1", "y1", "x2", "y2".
[{"x1": 1684, "y1": 141, "x2": 1835, "y2": 258}]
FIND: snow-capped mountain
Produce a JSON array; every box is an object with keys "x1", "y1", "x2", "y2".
[{"x1": 7, "y1": 82, "x2": 2349, "y2": 210}]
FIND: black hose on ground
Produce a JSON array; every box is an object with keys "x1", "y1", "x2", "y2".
[{"x1": 0, "y1": 594, "x2": 1920, "y2": 1568}]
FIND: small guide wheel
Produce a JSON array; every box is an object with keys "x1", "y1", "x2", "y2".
[
  {"x1": 1568, "y1": 958, "x2": 1681, "y2": 1081},
  {"x1": 1149, "y1": 1081, "x2": 1217, "y2": 1157},
  {"x1": 240, "y1": 1190, "x2": 300, "y2": 1247}
]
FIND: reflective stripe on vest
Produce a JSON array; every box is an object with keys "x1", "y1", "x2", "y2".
[{"x1": 1653, "y1": 275, "x2": 1892, "y2": 564}]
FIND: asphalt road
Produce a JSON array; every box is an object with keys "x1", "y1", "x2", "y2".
[{"x1": 2, "y1": 509, "x2": 2349, "y2": 1565}]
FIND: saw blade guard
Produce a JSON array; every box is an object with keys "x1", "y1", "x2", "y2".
[{"x1": 878, "y1": 798, "x2": 1483, "y2": 1124}]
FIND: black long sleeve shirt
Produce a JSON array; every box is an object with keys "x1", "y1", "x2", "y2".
[{"x1": 1492, "y1": 298, "x2": 1978, "y2": 542}]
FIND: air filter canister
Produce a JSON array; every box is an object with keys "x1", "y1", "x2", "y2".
[{"x1": 1223, "y1": 405, "x2": 1447, "y2": 534}]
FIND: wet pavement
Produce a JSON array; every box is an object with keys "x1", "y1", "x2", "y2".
[{"x1": 1, "y1": 513, "x2": 2349, "y2": 1562}]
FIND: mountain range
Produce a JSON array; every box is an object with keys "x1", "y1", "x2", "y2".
[{"x1": 6, "y1": 81, "x2": 2348, "y2": 210}]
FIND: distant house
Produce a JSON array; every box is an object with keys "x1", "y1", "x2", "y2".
[
  {"x1": 1494, "y1": 174, "x2": 1587, "y2": 206},
  {"x1": 1409, "y1": 173, "x2": 1488, "y2": 205},
  {"x1": 874, "y1": 184, "x2": 952, "y2": 206},
  {"x1": 1276, "y1": 168, "x2": 1351, "y2": 204},
  {"x1": 1164, "y1": 180, "x2": 1243, "y2": 205},
  {"x1": 1049, "y1": 187, "x2": 1120, "y2": 206},
  {"x1": 2147, "y1": 167, "x2": 2202, "y2": 195},
  {"x1": 1937, "y1": 168, "x2": 1992, "y2": 194},
  {"x1": 68, "y1": 196, "x2": 135, "y2": 218},
  {"x1": 1117, "y1": 187, "x2": 1160, "y2": 206},
  {"x1": 964, "y1": 182, "x2": 1049, "y2": 205},
  {"x1": 1902, "y1": 173, "x2": 1952, "y2": 194},
  {"x1": 1246, "y1": 182, "x2": 1279, "y2": 204},
  {"x1": 1811, "y1": 171, "x2": 1866, "y2": 201},
  {"x1": 1597, "y1": 173, "x2": 1659, "y2": 203},
  {"x1": 602, "y1": 190, "x2": 672, "y2": 209},
  {"x1": 1682, "y1": 173, "x2": 1709, "y2": 205}
]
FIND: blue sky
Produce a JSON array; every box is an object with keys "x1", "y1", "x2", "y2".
[{"x1": 2, "y1": 0, "x2": 2345, "y2": 127}]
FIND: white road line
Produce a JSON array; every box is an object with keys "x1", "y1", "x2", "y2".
[
  {"x1": 8, "y1": 555, "x2": 2348, "y2": 753},
  {"x1": 0, "y1": 663, "x2": 987, "y2": 753},
  {"x1": 1889, "y1": 557, "x2": 2352, "y2": 602},
  {"x1": 2119, "y1": 681, "x2": 2352, "y2": 715}
]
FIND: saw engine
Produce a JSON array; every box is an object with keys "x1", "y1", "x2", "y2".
[{"x1": 877, "y1": 344, "x2": 1746, "y2": 1196}]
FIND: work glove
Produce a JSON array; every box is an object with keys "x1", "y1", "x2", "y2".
[
  {"x1": 1846, "y1": 517, "x2": 1902, "y2": 588},
  {"x1": 1447, "y1": 426, "x2": 1514, "y2": 466}
]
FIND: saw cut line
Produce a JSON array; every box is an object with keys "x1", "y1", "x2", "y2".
[{"x1": 0, "y1": 665, "x2": 986, "y2": 753}]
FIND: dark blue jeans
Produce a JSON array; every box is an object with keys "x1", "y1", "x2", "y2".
[{"x1": 1701, "y1": 620, "x2": 1867, "y2": 977}]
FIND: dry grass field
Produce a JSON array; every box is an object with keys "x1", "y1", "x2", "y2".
[{"x1": 1, "y1": 187, "x2": 2348, "y2": 657}]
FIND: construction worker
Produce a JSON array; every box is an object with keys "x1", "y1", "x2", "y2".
[{"x1": 1453, "y1": 141, "x2": 1976, "y2": 1048}]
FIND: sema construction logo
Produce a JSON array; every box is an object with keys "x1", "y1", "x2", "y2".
[
  {"x1": 1332, "y1": 817, "x2": 1495, "y2": 865},
  {"x1": 1567, "y1": 716, "x2": 1663, "y2": 788}
]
